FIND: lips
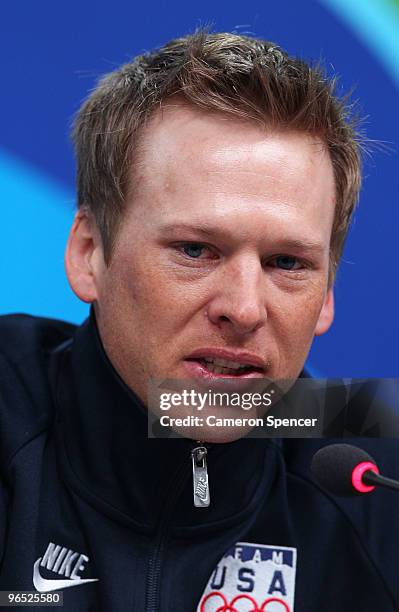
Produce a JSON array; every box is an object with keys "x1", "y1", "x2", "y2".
[
  {"x1": 184, "y1": 348, "x2": 267, "y2": 380},
  {"x1": 200, "y1": 357, "x2": 253, "y2": 374}
]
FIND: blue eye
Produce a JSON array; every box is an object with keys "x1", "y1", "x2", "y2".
[
  {"x1": 182, "y1": 244, "x2": 205, "y2": 258},
  {"x1": 275, "y1": 256, "x2": 300, "y2": 270}
]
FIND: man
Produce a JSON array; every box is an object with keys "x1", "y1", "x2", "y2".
[{"x1": 1, "y1": 30, "x2": 398, "y2": 611}]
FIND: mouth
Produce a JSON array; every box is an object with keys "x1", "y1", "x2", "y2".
[{"x1": 184, "y1": 349, "x2": 267, "y2": 380}]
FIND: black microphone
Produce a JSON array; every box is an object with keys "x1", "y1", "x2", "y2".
[{"x1": 311, "y1": 443, "x2": 399, "y2": 497}]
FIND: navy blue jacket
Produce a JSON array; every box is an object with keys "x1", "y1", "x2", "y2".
[{"x1": 1, "y1": 313, "x2": 399, "y2": 611}]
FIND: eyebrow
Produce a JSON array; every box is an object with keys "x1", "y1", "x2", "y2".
[
  {"x1": 159, "y1": 222, "x2": 221, "y2": 238},
  {"x1": 158, "y1": 223, "x2": 327, "y2": 254}
]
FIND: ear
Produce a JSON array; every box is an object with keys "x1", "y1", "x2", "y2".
[
  {"x1": 65, "y1": 210, "x2": 104, "y2": 303},
  {"x1": 314, "y1": 287, "x2": 335, "y2": 336}
]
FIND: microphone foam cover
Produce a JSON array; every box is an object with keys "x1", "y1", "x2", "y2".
[{"x1": 311, "y1": 443, "x2": 377, "y2": 497}]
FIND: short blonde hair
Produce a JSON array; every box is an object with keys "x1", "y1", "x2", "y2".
[{"x1": 72, "y1": 29, "x2": 362, "y2": 278}]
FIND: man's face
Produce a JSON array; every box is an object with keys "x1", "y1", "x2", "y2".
[{"x1": 71, "y1": 104, "x2": 335, "y2": 407}]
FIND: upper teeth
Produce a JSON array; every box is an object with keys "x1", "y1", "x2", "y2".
[{"x1": 203, "y1": 357, "x2": 248, "y2": 370}]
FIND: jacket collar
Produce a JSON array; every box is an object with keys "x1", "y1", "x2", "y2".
[{"x1": 56, "y1": 311, "x2": 281, "y2": 532}]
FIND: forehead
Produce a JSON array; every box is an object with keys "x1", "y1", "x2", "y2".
[{"x1": 126, "y1": 103, "x2": 335, "y2": 240}]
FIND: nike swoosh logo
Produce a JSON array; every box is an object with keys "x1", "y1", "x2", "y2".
[{"x1": 33, "y1": 558, "x2": 99, "y2": 592}]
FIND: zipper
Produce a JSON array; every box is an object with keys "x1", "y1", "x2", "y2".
[
  {"x1": 145, "y1": 442, "x2": 211, "y2": 611},
  {"x1": 191, "y1": 443, "x2": 210, "y2": 507}
]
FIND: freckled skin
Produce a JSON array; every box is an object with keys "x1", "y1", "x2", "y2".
[{"x1": 67, "y1": 104, "x2": 336, "y2": 414}]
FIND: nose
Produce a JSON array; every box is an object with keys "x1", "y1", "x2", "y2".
[{"x1": 206, "y1": 255, "x2": 267, "y2": 335}]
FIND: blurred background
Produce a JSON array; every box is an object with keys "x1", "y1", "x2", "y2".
[{"x1": 1, "y1": 0, "x2": 398, "y2": 377}]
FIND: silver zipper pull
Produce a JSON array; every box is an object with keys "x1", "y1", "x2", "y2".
[{"x1": 191, "y1": 446, "x2": 210, "y2": 508}]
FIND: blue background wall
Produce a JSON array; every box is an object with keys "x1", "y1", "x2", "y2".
[{"x1": 1, "y1": 0, "x2": 398, "y2": 377}]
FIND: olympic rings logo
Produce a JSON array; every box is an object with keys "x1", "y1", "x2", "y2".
[{"x1": 200, "y1": 591, "x2": 290, "y2": 611}]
